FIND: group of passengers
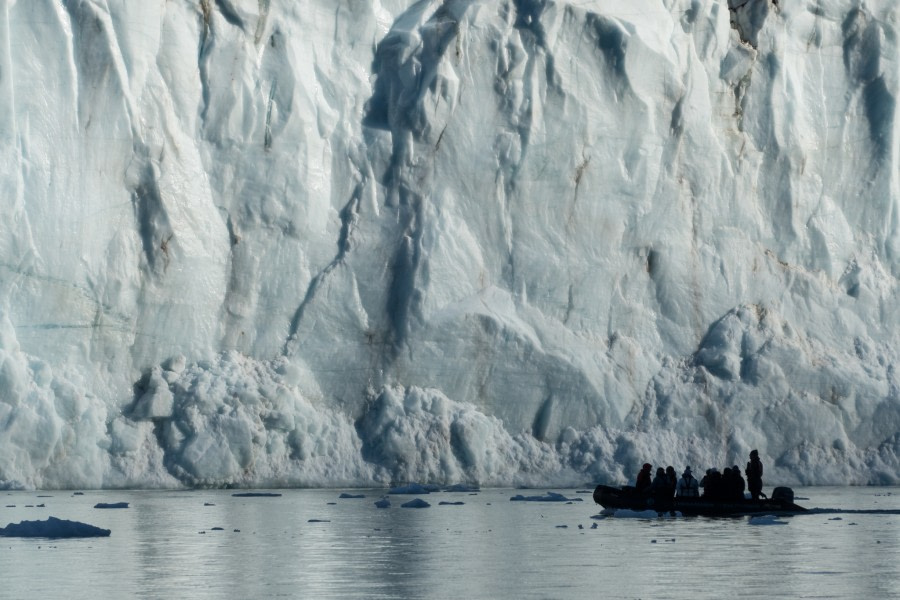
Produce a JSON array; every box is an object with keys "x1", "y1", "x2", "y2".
[{"x1": 633, "y1": 450, "x2": 765, "y2": 503}]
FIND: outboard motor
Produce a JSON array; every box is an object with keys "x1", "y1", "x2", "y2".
[{"x1": 771, "y1": 487, "x2": 794, "y2": 504}]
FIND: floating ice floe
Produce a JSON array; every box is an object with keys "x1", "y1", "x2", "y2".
[
  {"x1": 401, "y1": 499, "x2": 431, "y2": 508},
  {"x1": 509, "y1": 492, "x2": 581, "y2": 502},
  {"x1": 609, "y1": 509, "x2": 667, "y2": 519},
  {"x1": 374, "y1": 497, "x2": 391, "y2": 509},
  {"x1": 94, "y1": 502, "x2": 129, "y2": 509},
  {"x1": 0, "y1": 517, "x2": 110, "y2": 538},
  {"x1": 338, "y1": 493, "x2": 366, "y2": 499},
  {"x1": 749, "y1": 515, "x2": 789, "y2": 526},
  {"x1": 444, "y1": 484, "x2": 480, "y2": 493},
  {"x1": 613, "y1": 509, "x2": 662, "y2": 519},
  {"x1": 389, "y1": 483, "x2": 440, "y2": 495}
]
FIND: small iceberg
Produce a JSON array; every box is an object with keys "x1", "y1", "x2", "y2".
[
  {"x1": 509, "y1": 492, "x2": 581, "y2": 502},
  {"x1": 400, "y1": 498, "x2": 431, "y2": 508},
  {"x1": 338, "y1": 493, "x2": 366, "y2": 499},
  {"x1": 438, "y1": 501, "x2": 465, "y2": 506},
  {"x1": 610, "y1": 509, "x2": 664, "y2": 519},
  {"x1": 389, "y1": 483, "x2": 439, "y2": 495},
  {"x1": 749, "y1": 515, "x2": 789, "y2": 526},
  {"x1": 231, "y1": 492, "x2": 282, "y2": 497},
  {"x1": 444, "y1": 484, "x2": 480, "y2": 493},
  {"x1": 94, "y1": 502, "x2": 129, "y2": 509},
  {"x1": 0, "y1": 516, "x2": 110, "y2": 538},
  {"x1": 374, "y1": 497, "x2": 391, "y2": 509}
]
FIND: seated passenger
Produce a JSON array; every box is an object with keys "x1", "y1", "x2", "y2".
[
  {"x1": 676, "y1": 467, "x2": 700, "y2": 497},
  {"x1": 722, "y1": 467, "x2": 735, "y2": 499},
  {"x1": 635, "y1": 463, "x2": 653, "y2": 494},
  {"x1": 665, "y1": 466, "x2": 678, "y2": 497},
  {"x1": 702, "y1": 468, "x2": 722, "y2": 499},
  {"x1": 732, "y1": 464, "x2": 746, "y2": 499},
  {"x1": 650, "y1": 467, "x2": 670, "y2": 505}
]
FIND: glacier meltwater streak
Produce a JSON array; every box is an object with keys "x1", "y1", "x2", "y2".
[{"x1": 0, "y1": 0, "x2": 897, "y2": 489}]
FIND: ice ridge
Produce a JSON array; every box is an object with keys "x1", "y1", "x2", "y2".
[{"x1": 0, "y1": 0, "x2": 897, "y2": 489}]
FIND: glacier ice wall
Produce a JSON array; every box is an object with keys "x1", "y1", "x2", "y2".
[{"x1": 0, "y1": 0, "x2": 897, "y2": 489}]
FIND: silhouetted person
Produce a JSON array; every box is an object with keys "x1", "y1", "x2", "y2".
[
  {"x1": 676, "y1": 467, "x2": 700, "y2": 497},
  {"x1": 731, "y1": 464, "x2": 746, "y2": 500},
  {"x1": 665, "y1": 466, "x2": 678, "y2": 497},
  {"x1": 746, "y1": 450, "x2": 764, "y2": 500},
  {"x1": 635, "y1": 463, "x2": 653, "y2": 494},
  {"x1": 650, "y1": 467, "x2": 671, "y2": 507},
  {"x1": 703, "y1": 469, "x2": 723, "y2": 500},
  {"x1": 722, "y1": 467, "x2": 735, "y2": 499}
]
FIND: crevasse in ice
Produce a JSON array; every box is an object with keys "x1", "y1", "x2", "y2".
[{"x1": 0, "y1": 0, "x2": 897, "y2": 489}]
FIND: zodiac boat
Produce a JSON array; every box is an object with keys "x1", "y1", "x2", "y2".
[{"x1": 593, "y1": 485, "x2": 807, "y2": 516}]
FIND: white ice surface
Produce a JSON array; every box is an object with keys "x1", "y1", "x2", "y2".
[{"x1": 0, "y1": 0, "x2": 897, "y2": 489}]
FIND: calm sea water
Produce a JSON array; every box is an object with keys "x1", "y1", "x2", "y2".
[{"x1": 1, "y1": 486, "x2": 898, "y2": 599}]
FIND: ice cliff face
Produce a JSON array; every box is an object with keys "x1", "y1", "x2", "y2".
[{"x1": 0, "y1": 0, "x2": 897, "y2": 489}]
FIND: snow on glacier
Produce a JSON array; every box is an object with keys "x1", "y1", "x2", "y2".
[{"x1": 0, "y1": 0, "x2": 897, "y2": 489}]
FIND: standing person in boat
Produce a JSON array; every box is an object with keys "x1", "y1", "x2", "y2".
[
  {"x1": 635, "y1": 463, "x2": 653, "y2": 494},
  {"x1": 745, "y1": 450, "x2": 764, "y2": 500},
  {"x1": 676, "y1": 467, "x2": 700, "y2": 497}
]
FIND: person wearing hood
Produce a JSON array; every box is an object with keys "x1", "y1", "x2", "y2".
[
  {"x1": 676, "y1": 467, "x2": 700, "y2": 497},
  {"x1": 746, "y1": 450, "x2": 764, "y2": 500},
  {"x1": 650, "y1": 467, "x2": 672, "y2": 507},
  {"x1": 635, "y1": 463, "x2": 653, "y2": 494},
  {"x1": 665, "y1": 466, "x2": 678, "y2": 496},
  {"x1": 703, "y1": 468, "x2": 723, "y2": 499},
  {"x1": 721, "y1": 467, "x2": 735, "y2": 498},
  {"x1": 731, "y1": 464, "x2": 746, "y2": 500}
]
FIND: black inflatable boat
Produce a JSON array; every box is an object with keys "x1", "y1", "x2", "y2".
[{"x1": 593, "y1": 484, "x2": 806, "y2": 516}]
